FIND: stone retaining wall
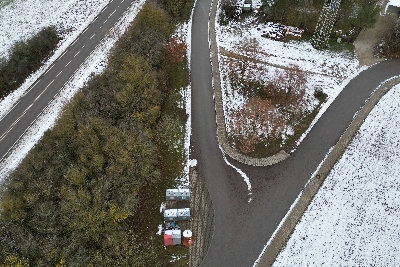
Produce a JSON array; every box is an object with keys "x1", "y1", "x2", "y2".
[{"x1": 209, "y1": 0, "x2": 289, "y2": 166}]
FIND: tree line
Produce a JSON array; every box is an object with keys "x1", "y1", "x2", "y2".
[
  {"x1": 220, "y1": 0, "x2": 380, "y2": 40},
  {"x1": 0, "y1": 0, "x2": 192, "y2": 266},
  {"x1": 375, "y1": 20, "x2": 400, "y2": 59},
  {"x1": 0, "y1": 26, "x2": 60, "y2": 99}
]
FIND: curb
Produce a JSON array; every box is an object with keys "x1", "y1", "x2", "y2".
[
  {"x1": 209, "y1": 0, "x2": 289, "y2": 166},
  {"x1": 254, "y1": 76, "x2": 400, "y2": 266}
]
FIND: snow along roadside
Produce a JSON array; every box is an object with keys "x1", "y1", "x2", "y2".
[
  {"x1": 253, "y1": 75, "x2": 400, "y2": 267},
  {"x1": 273, "y1": 81, "x2": 400, "y2": 266},
  {"x1": 0, "y1": 0, "x2": 113, "y2": 120},
  {"x1": 0, "y1": 0, "x2": 146, "y2": 181}
]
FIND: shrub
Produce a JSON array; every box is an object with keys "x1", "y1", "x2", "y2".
[
  {"x1": 0, "y1": 1, "x2": 190, "y2": 266},
  {"x1": 375, "y1": 21, "x2": 400, "y2": 59},
  {"x1": 0, "y1": 26, "x2": 60, "y2": 98},
  {"x1": 229, "y1": 97, "x2": 285, "y2": 153},
  {"x1": 221, "y1": 0, "x2": 240, "y2": 19}
]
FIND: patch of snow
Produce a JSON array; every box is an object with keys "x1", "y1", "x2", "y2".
[
  {"x1": 0, "y1": 0, "x2": 112, "y2": 119},
  {"x1": 173, "y1": 17, "x2": 193, "y2": 188},
  {"x1": 272, "y1": 83, "x2": 400, "y2": 266},
  {"x1": 188, "y1": 159, "x2": 197, "y2": 167},
  {"x1": 0, "y1": 0, "x2": 146, "y2": 181},
  {"x1": 160, "y1": 202, "x2": 166, "y2": 213},
  {"x1": 220, "y1": 145, "x2": 253, "y2": 202},
  {"x1": 216, "y1": 9, "x2": 361, "y2": 148},
  {"x1": 156, "y1": 224, "x2": 163, "y2": 235}
]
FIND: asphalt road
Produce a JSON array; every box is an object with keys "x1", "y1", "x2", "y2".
[
  {"x1": 191, "y1": 0, "x2": 400, "y2": 266},
  {"x1": 0, "y1": 0, "x2": 138, "y2": 161}
]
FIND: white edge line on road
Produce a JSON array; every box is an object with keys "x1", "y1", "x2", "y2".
[
  {"x1": 0, "y1": 0, "x2": 118, "y2": 145},
  {"x1": 71, "y1": 38, "x2": 78, "y2": 46},
  {"x1": 0, "y1": 0, "x2": 144, "y2": 164},
  {"x1": 0, "y1": 1, "x2": 148, "y2": 172},
  {"x1": 34, "y1": 91, "x2": 44, "y2": 102},
  {"x1": 31, "y1": 80, "x2": 40, "y2": 90},
  {"x1": 43, "y1": 64, "x2": 54, "y2": 75},
  {"x1": 0, "y1": 117, "x2": 22, "y2": 142},
  {"x1": 47, "y1": 80, "x2": 54, "y2": 89},
  {"x1": 13, "y1": 72, "x2": 42, "y2": 104},
  {"x1": 108, "y1": 9, "x2": 116, "y2": 18}
]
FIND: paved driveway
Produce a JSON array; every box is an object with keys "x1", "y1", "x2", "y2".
[{"x1": 191, "y1": 0, "x2": 400, "y2": 266}]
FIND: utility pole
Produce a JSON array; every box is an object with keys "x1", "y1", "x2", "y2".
[{"x1": 311, "y1": 0, "x2": 341, "y2": 49}]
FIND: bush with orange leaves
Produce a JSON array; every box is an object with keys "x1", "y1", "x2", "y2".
[
  {"x1": 228, "y1": 64, "x2": 309, "y2": 154},
  {"x1": 165, "y1": 37, "x2": 187, "y2": 64}
]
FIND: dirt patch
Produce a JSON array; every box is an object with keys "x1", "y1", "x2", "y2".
[{"x1": 354, "y1": 7, "x2": 398, "y2": 66}]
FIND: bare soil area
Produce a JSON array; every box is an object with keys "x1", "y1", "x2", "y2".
[{"x1": 354, "y1": 10, "x2": 398, "y2": 66}]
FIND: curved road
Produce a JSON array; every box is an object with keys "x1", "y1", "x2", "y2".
[
  {"x1": 0, "y1": 0, "x2": 140, "y2": 161},
  {"x1": 191, "y1": 0, "x2": 400, "y2": 266}
]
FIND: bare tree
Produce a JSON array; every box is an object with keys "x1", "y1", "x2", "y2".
[
  {"x1": 266, "y1": 64, "x2": 308, "y2": 116},
  {"x1": 229, "y1": 97, "x2": 286, "y2": 153}
]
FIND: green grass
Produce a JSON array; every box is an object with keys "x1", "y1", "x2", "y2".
[{"x1": 139, "y1": 58, "x2": 190, "y2": 265}]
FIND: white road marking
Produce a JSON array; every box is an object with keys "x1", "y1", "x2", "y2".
[
  {"x1": 220, "y1": 146, "x2": 253, "y2": 202},
  {"x1": 71, "y1": 38, "x2": 78, "y2": 46},
  {"x1": 44, "y1": 64, "x2": 54, "y2": 75},
  {"x1": 66, "y1": 60, "x2": 72, "y2": 67},
  {"x1": 74, "y1": 51, "x2": 80, "y2": 57},
  {"x1": 34, "y1": 92, "x2": 43, "y2": 102},
  {"x1": 82, "y1": 44, "x2": 85, "y2": 49},
  {"x1": 0, "y1": 118, "x2": 18, "y2": 142},
  {"x1": 104, "y1": 19, "x2": 108, "y2": 24},
  {"x1": 90, "y1": 34, "x2": 95, "y2": 39},
  {"x1": 46, "y1": 80, "x2": 54, "y2": 89},
  {"x1": 55, "y1": 70, "x2": 62, "y2": 77},
  {"x1": 108, "y1": 9, "x2": 116, "y2": 18},
  {"x1": 31, "y1": 80, "x2": 40, "y2": 89}
]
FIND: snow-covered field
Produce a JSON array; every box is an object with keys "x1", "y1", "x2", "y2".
[
  {"x1": 216, "y1": 5, "x2": 362, "y2": 145},
  {"x1": 272, "y1": 83, "x2": 400, "y2": 266},
  {"x1": 0, "y1": 0, "x2": 146, "y2": 180},
  {"x1": 0, "y1": 0, "x2": 111, "y2": 60},
  {"x1": 0, "y1": 0, "x2": 112, "y2": 119}
]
